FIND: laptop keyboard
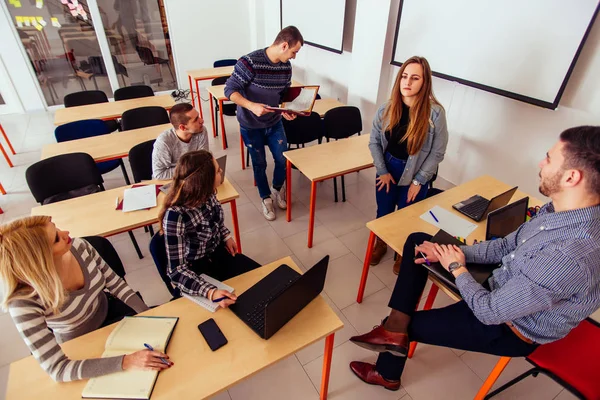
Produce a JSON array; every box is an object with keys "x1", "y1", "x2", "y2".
[
  {"x1": 245, "y1": 278, "x2": 296, "y2": 333},
  {"x1": 460, "y1": 199, "x2": 489, "y2": 218}
]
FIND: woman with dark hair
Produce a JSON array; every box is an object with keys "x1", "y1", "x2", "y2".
[
  {"x1": 159, "y1": 150, "x2": 260, "y2": 308},
  {"x1": 368, "y1": 56, "x2": 449, "y2": 274}
]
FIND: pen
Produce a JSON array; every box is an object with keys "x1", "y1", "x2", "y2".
[
  {"x1": 143, "y1": 343, "x2": 170, "y2": 365},
  {"x1": 429, "y1": 210, "x2": 439, "y2": 223},
  {"x1": 212, "y1": 296, "x2": 227, "y2": 303},
  {"x1": 415, "y1": 245, "x2": 431, "y2": 266}
]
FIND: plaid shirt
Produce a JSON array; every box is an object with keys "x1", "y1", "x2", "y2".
[
  {"x1": 457, "y1": 202, "x2": 600, "y2": 344},
  {"x1": 162, "y1": 194, "x2": 231, "y2": 297}
]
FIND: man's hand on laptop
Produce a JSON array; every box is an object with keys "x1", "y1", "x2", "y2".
[
  {"x1": 415, "y1": 241, "x2": 440, "y2": 264},
  {"x1": 432, "y1": 244, "x2": 467, "y2": 277}
]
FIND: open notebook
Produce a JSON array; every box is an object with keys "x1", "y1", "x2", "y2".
[
  {"x1": 265, "y1": 85, "x2": 320, "y2": 116},
  {"x1": 82, "y1": 316, "x2": 178, "y2": 400},
  {"x1": 181, "y1": 274, "x2": 234, "y2": 312}
]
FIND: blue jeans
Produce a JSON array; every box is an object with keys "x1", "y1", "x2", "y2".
[
  {"x1": 240, "y1": 121, "x2": 288, "y2": 199},
  {"x1": 375, "y1": 152, "x2": 428, "y2": 219}
]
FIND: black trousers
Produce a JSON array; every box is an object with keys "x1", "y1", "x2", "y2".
[
  {"x1": 375, "y1": 232, "x2": 538, "y2": 381},
  {"x1": 101, "y1": 292, "x2": 137, "y2": 327},
  {"x1": 190, "y1": 243, "x2": 261, "y2": 282}
]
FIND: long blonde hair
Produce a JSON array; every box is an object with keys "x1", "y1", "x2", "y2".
[
  {"x1": 384, "y1": 56, "x2": 443, "y2": 155},
  {"x1": 0, "y1": 216, "x2": 66, "y2": 313}
]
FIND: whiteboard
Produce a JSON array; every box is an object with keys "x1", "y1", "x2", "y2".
[
  {"x1": 392, "y1": 0, "x2": 600, "y2": 109},
  {"x1": 281, "y1": 0, "x2": 346, "y2": 54}
]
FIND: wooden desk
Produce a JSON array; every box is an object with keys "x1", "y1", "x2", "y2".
[
  {"x1": 30, "y1": 178, "x2": 243, "y2": 252},
  {"x1": 7, "y1": 257, "x2": 344, "y2": 400},
  {"x1": 186, "y1": 66, "x2": 234, "y2": 118},
  {"x1": 312, "y1": 98, "x2": 345, "y2": 118},
  {"x1": 54, "y1": 95, "x2": 176, "y2": 126},
  {"x1": 284, "y1": 134, "x2": 373, "y2": 247},
  {"x1": 41, "y1": 124, "x2": 170, "y2": 162},
  {"x1": 356, "y1": 174, "x2": 544, "y2": 303}
]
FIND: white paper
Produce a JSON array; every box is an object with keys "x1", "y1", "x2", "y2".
[
  {"x1": 284, "y1": 87, "x2": 317, "y2": 112},
  {"x1": 122, "y1": 185, "x2": 157, "y2": 212},
  {"x1": 420, "y1": 205, "x2": 478, "y2": 238},
  {"x1": 182, "y1": 274, "x2": 234, "y2": 313}
]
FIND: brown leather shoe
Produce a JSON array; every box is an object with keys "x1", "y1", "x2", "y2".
[
  {"x1": 349, "y1": 361, "x2": 401, "y2": 391},
  {"x1": 392, "y1": 254, "x2": 402, "y2": 275},
  {"x1": 369, "y1": 237, "x2": 388, "y2": 266},
  {"x1": 350, "y1": 325, "x2": 409, "y2": 357}
]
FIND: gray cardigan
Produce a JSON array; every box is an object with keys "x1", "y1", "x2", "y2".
[{"x1": 368, "y1": 102, "x2": 448, "y2": 186}]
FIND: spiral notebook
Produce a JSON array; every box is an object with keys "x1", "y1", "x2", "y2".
[
  {"x1": 181, "y1": 274, "x2": 234, "y2": 312},
  {"x1": 81, "y1": 316, "x2": 178, "y2": 400}
]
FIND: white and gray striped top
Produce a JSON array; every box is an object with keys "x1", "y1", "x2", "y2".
[{"x1": 8, "y1": 238, "x2": 148, "y2": 382}]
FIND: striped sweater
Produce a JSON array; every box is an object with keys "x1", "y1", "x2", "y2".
[
  {"x1": 7, "y1": 238, "x2": 148, "y2": 382},
  {"x1": 224, "y1": 48, "x2": 292, "y2": 129}
]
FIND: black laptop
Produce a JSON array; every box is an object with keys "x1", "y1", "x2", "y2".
[
  {"x1": 229, "y1": 256, "x2": 329, "y2": 339},
  {"x1": 485, "y1": 197, "x2": 529, "y2": 241},
  {"x1": 452, "y1": 187, "x2": 518, "y2": 222},
  {"x1": 424, "y1": 230, "x2": 497, "y2": 294}
]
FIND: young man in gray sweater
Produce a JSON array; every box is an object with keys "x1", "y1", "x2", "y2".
[
  {"x1": 224, "y1": 26, "x2": 303, "y2": 221},
  {"x1": 152, "y1": 102, "x2": 209, "y2": 180}
]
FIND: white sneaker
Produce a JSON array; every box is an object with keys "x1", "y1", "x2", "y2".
[
  {"x1": 270, "y1": 185, "x2": 287, "y2": 210},
  {"x1": 262, "y1": 198, "x2": 276, "y2": 221}
]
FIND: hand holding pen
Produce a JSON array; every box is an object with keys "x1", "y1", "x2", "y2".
[{"x1": 414, "y1": 241, "x2": 440, "y2": 265}]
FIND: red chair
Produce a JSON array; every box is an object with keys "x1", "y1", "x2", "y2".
[{"x1": 477, "y1": 318, "x2": 600, "y2": 400}]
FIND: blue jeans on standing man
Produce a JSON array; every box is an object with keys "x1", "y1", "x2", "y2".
[
  {"x1": 239, "y1": 121, "x2": 288, "y2": 199},
  {"x1": 376, "y1": 152, "x2": 428, "y2": 219}
]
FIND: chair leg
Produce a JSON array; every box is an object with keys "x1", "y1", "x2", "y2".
[
  {"x1": 214, "y1": 105, "x2": 219, "y2": 137},
  {"x1": 333, "y1": 177, "x2": 338, "y2": 202},
  {"x1": 119, "y1": 160, "x2": 131, "y2": 185},
  {"x1": 246, "y1": 147, "x2": 250, "y2": 167},
  {"x1": 128, "y1": 231, "x2": 144, "y2": 259},
  {"x1": 341, "y1": 175, "x2": 346, "y2": 202},
  {"x1": 473, "y1": 357, "x2": 513, "y2": 400}
]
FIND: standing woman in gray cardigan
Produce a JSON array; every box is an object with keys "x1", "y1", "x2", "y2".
[
  {"x1": 0, "y1": 216, "x2": 173, "y2": 382},
  {"x1": 368, "y1": 56, "x2": 449, "y2": 273}
]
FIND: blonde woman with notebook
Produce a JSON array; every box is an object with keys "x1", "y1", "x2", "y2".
[
  {"x1": 159, "y1": 150, "x2": 260, "y2": 307},
  {"x1": 0, "y1": 216, "x2": 173, "y2": 382}
]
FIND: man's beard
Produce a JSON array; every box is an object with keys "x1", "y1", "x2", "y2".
[{"x1": 539, "y1": 170, "x2": 562, "y2": 197}]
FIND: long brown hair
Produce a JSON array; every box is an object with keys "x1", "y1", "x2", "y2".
[
  {"x1": 384, "y1": 56, "x2": 443, "y2": 155},
  {"x1": 158, "y1": 150, "x2": 216, "y2": 231},
  {"x1": 0, "y1": 216, "x2": 67, "y2": 313}
]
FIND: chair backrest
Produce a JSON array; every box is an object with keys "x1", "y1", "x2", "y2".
[
  {"x1": 129, "y1": 140, "x2": 156, "y2": 183},
  {"x1": 26, "y1": 153, "x2": 104, "y2": 204},
  {"x1": 64, "y1": 90, "x2": 109, "y2": 107},
  {"x1": 211, "y1": 76, "x2": 228, "y2": 86},
  {"x1": 114, "y1": 85, "x2": 154, "y2": 101},
  {"x1": 282, "y1": 112, "x2": 324, "y2": 146},
  {"x1": 213, "y1": 59, "x2": 237, "y2": 68},
  {"x1": 121, "y1": 106, "x2": 170, "y2": 131},
  {"x1": 82, "y1": 236, "x2": 125, "y2": 278},
  {"x1": 55, "y1": 119, "x2": 110, "y2": 142},
  {"x1": 149, "y1": 232, "x2": 181, "y2": 299},
  {"x1": 323, "y1": 106, "x2": 362, "y2": 140},
  {"x1": 135, "y1": 46, "x2": 156, "y2": 65}
]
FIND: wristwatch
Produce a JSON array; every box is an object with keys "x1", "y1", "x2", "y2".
[
  {"x1": 412, "y1": 179, "x2": 421, "y2": 186},
  {"x1": 448, "y1": 261, "x2": 465, "y2": 273}
]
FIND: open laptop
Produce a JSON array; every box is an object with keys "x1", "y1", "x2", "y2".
[
  {"x1": 452, "y1": 186, "x2": 518, "y2": 222},
  {"x1": 485, "y1": 197, "x2": 529, "y2": 241},
  {"x1": 424, "y1": 230, "x2": 497, "y2": 294},
  {"x1": 229, "y1": 256, "x2": 329, "y2": 340}
]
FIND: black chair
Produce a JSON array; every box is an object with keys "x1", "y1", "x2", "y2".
[
  {"x1": 283, "y1": 111, "x2": 324, "y2": 149},
  {"x1": 135, "y1": 46, "x2": 175, "y2": 82},
  {"x1": 63, "y1": 90, "x2": 119, "y2": 132},
  {"x1": 129, "y1": 139, "x2": 157, "y2": 237},
  {"x1": 213, "y1": 59, "x2": 237, "y2": 68},
  {"x1": 323, "y1": 106, "x2": 363, "y2": 202},
  {"x1": 149, "y1": 232, "x2": 180, "y2": 300},
  {"x1": 114, "y1": 85, "x2": 154, "y2": 101},
  {"x1": 121, "y1": 106, "x2": 170, "y2": 131},
  {"x1": 54, "y1": 119, "x2": 131, "y2": 185},
  {"x1": 25, "y1": 153, "x2": 144, "y2": 259},
  {"x1": 82, "y1": 235, "x2": 126, "y2": 278}
]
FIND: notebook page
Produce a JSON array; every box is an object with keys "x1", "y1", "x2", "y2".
[
  {"x1": 284, "y1": 87, "x2": 317, "y2": 112},
  {"x1": 420, "y1": 205, "x2": 478, "y2": 238},
  {"x1": 122, "y1": 184, "x2": 157, "y2": 212},
  {"x1": 181, "y1": 274, "x2": 234, "y2": 313},
  {"x1": 104, "y1": 316, "x2": 178, "y2": 352}
]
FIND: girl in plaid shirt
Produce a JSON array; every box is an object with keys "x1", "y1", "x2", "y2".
[{"x1": 158, "y1": 150, "x2": 260, "y2": 308}]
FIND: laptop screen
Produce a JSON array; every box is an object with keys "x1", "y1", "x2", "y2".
[{"x1": 486, "y1": 197, "x2": 529, "y2": 240}]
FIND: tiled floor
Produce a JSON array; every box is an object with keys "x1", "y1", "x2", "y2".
[{"x1": 0, "y1": 107, "x2": 579, "y2": 400}]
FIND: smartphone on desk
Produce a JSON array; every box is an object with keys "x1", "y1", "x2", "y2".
[{"x1": 198, "y1": 318, "x2": 228, "y2": 351}]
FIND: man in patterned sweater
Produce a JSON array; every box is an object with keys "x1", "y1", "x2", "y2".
[{"x1": 225, "y1": 26, "x2": 303, "y2": 221}]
